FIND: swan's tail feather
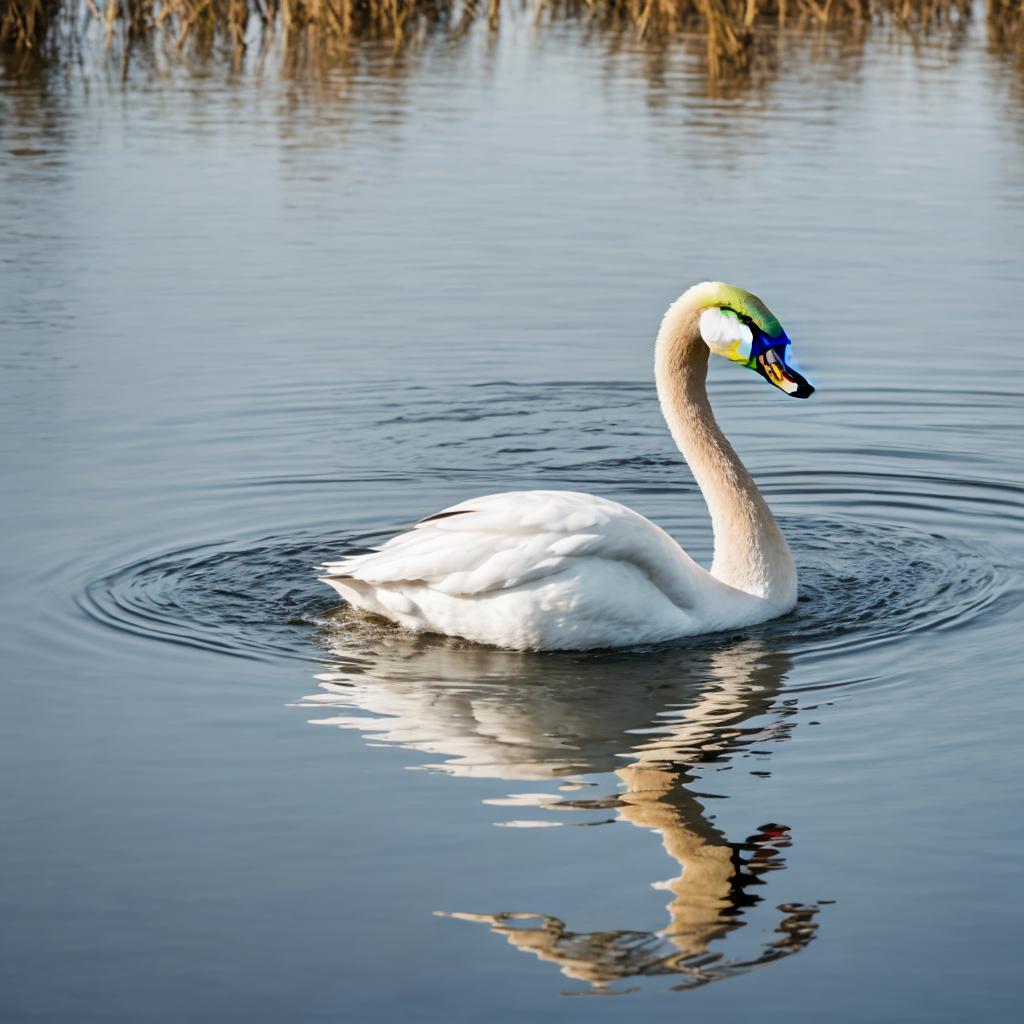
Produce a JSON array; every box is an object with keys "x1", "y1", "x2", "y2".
[
  {"x1": 319, "y1": 574, "x2": 379, "y2": 611},
  {"x1": 319, "y1": 575, "x2": 424, "y2": 631}
]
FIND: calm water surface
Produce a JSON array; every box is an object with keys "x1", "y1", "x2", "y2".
[{"x1": 2, "y1": 19, "x2": 1023, "y2": 1023}]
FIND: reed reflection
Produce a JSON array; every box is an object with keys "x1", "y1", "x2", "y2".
[{"x1": 297, "y1": 624, "x2": 826, "y2": 994}]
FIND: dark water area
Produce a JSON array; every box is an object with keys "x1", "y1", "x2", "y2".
[{"x1": 2, "y1": 17, "x2": 1024, "y2": 1023}]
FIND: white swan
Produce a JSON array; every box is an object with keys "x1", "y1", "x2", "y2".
[{"x1": 320, "y1": 281, "x2": 814, "y2": 650}]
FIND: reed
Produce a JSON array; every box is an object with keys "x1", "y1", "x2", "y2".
[
  {"x1": 990, "y1": 0, "x2": 1024, "y2": 67},
  {"x1": 0, "y1": 0, "x2": 1016, "y2": 82}
]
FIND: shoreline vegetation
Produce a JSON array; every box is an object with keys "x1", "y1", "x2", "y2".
[{"x1": 1, "y1": 1, "x2": 1021, "y2": 84}]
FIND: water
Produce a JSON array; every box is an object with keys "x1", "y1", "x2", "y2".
[{"x1": 2, "y1": 17, "x2": 1024, "y2": 1023}]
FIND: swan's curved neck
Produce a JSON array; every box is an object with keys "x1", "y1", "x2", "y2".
[{"x1": 654, "y1": 291, "x2": 795, "y2": 605}]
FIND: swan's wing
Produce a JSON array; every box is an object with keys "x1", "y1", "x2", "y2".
[{"x1": 320, "y1": 490, "x2": 710, "y2": 610}]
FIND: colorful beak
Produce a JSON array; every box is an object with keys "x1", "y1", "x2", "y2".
[{"x1": 749, "y1": 329, "x2": 814, "y2": 399}]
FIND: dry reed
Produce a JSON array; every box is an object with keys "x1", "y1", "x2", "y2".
[{"x1": 0, "y1": 0, "x2": 1017, "y2": 83}]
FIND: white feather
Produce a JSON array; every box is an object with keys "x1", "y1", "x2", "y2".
[{"x1": 320, "y1": 490, "x2": 773, "y2": 651}]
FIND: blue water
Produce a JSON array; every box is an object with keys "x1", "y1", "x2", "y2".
[{"x1": 2, "y1": 17, "x2": 1023, "y2": 1022}]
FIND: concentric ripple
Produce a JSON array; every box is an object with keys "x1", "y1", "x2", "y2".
[
  {"x1": 77, "y1": 514, "x2": 1007, "y2": 666},
  {"x1": 76, "y1": 529, "x2": 361, "y2": 662}
]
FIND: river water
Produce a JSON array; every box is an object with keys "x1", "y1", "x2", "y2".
[{"x1": 2, "y1": 16, "x2": 1023, "y2": 1023}]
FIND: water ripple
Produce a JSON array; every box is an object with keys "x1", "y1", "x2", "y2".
[{"x1": 76, "y1": 514, "x2": 1012, "y2": 671}]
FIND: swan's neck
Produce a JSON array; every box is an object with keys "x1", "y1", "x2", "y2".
[{"x1": 654, "y1": 294, "x2": 796, "y2": 606}]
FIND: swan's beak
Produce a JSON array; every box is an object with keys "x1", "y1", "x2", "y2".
[{"x1": 751, "y1": 333, "x2": 814, "y2": 399}]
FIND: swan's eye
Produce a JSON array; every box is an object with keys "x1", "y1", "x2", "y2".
[{"x1": 700, "y1": 307, "x2": 753, "y2": 363}]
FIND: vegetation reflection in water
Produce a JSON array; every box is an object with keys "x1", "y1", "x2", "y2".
[
  {"x1": 295, "y1": 621, "x2": 829, "y2": 995},
  {"x1": 2, "y1": 0, "x2": 1023, "y2": 92}
]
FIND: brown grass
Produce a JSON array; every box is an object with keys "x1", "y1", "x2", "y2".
[
  {"x1": 990, "y1": 0, "x2": 1024, "y2": 68},
  {"x1": 0, "y1": 0, "x2": 1015, "y2": 84}
]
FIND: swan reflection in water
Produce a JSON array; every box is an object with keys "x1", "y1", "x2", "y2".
[{"x1": 296, "y1": 617, "x2": 826, "y2": 994}]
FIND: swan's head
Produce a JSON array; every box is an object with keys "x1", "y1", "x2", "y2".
[{"x1": 692, "y1": 282, "x2": 815, "y2": 399}]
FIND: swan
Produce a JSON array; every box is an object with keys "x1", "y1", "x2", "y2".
[{"x1": 320, "y1": 281, "x2": 814, "y2": 650}]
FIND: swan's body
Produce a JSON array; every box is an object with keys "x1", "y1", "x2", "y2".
[{"x1": 321, "y1": 282, "x2": 814, "y2": 650}]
